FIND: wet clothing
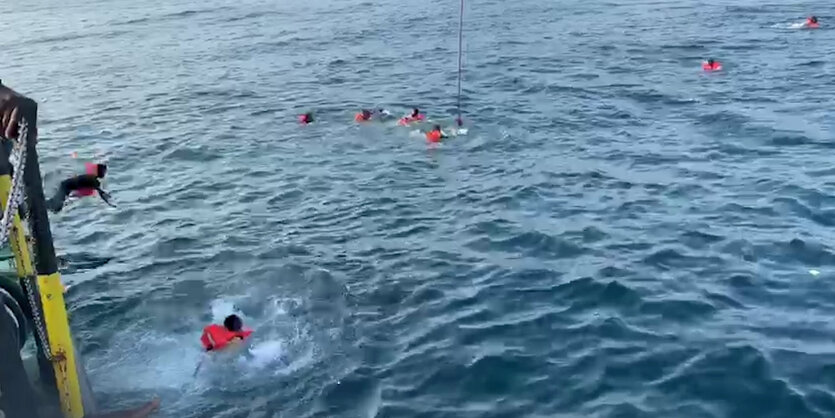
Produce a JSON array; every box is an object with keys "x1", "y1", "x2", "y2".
[
  {"x1": 46, "y1": 175, "x2": 110, "y2": 213},
  {"x1": 200, "y1": 324, "x2": 253, "y2": 351}
]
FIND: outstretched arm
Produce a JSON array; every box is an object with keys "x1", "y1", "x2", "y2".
[{"x1": 96, "y1": 188, "x2": 117, "y2": 208}]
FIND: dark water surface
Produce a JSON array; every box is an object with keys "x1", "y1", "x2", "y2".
[{"x1": 5, "y1": 0, "x2": 835, "y2": 416}]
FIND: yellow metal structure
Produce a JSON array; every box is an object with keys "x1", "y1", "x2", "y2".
[
  {"x1": 38, "y1": 272, "x2": 84, "y2": 418},
  {"x1": 0, "y1": 173, "x2": 84, "y2": 418}
]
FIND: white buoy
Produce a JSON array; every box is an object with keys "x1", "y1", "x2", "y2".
[{"x1": 809, "y1": 269, "x2": 820, "y2": 276}]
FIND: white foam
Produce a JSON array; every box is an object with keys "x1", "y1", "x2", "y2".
[{"x1": 88, "y1": 294, "x2": 314, "y2": 396}]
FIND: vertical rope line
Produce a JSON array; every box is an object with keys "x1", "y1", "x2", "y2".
[{"x1": 456, "y1": 0, "x2": 465, "y2": 126}]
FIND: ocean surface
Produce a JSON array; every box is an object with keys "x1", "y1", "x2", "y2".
[{"x1": 4, "y1": 0, "x2": 835, "y2": 416}]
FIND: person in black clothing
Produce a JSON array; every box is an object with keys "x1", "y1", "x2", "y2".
[{"x1": 46, "y1": 164, "x2": 115, "y2": 213}]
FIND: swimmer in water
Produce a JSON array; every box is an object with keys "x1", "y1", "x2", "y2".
[
  {"x1": 299, "y1": 112, "x2": 314, "y2": 124},
  {"x1": 200, "y1": 314, "x2": 253, "y2": 352},
  {"x1": 46, "y1": 163, "x2": 114, "y2": 213},
  {"x1": 702, "y1": 58, "x2": 722, "y2": 71},
  {"x1": 399, "y1": 108, "x2": 425, "y2": 125},
  {"x1": 806, "y1": 16, "x2": 820, "y2": 28},
  {"x1": 425, "y1": 125, "x2": 447, "y2": 143},
  {"x1": 355, "y1": 109, "x2": 373, "y2": 122}
]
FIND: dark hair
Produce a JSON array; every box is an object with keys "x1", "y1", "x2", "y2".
[
  {"x1": 810, "y1": 16, "x2": 818, "y2": 23},
  {"x1": 434, "y1": 125, "x2": 441, "y2": 131},
  {"x1": 96, "y1": 164, "x2": 107, "y2": 178},
  {"x1": 412, "y1": 108, "x2": 419, "y2": 117},
  {"x1": 362, "y1": 109, "x2": 372, "y2": 116},
  {"x1": 224, "y1": 314, "x2": 243, "y2": 332},
  {"x1": 707, "y1": 59, "x2": 715, "y2": 65}
]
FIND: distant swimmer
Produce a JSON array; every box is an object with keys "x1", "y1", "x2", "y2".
[
  {"x1": 399, "y1": 108, "x2": 426, "y2": 126},
  {"x1": 355, "y1": 109, "x2": 373, "y2": 122},
  {"x1": 356, "y1": 108, "x2": 393, "y2": 123},
  {"x1": 200, "y1": 314, "x2": 253, "y2": 352},
  {"x1": 425, "y1": 125, "x2": 447, "y2": 143},
  {"x1": 46, "y1": 163, "x2": 115, "y2": 213},
  {"x1": 299, "y1": 112, "x2": 314, "y2": 124},
  {"x1": 702, "y1": 59, "x2": 722, "y2": 71},
  {"x1": 805, "y1": 16, "x2": 820, "y2": 29}
]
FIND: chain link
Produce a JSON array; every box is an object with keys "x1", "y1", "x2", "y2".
[
  {"x1": 3, "y1": 120, "x2": 52, "y2": 360},
  {"x1": 0, "y1": 120, "x2": 28, "y2": 247}
]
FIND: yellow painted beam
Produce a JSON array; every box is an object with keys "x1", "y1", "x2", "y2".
[
  {"x1": 38, "y1": 272, "x2": 84, "y2": 418},
  {"x1": 0, "y1": 173, "x2": 84, "y2": 418}
]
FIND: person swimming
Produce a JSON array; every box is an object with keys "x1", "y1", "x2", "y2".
[
  {"x1": 399, "y1": 108, "x2": 426, "y2": 125},
  {"x1": 425, "y1": 125, "x2": 446, "y2": 143},
  {"x1": 702, "y1": 58, "x2": 722, "y2": 71},
  {"x1": 355, "y1": 109, "x2": 373, "y2": 122},
  {"x1": 46, "y1": 163, "x2": 114, "y2": 213},
  {"x1": 806, "y1": 16, "x2": 820, "y2": 28},
  {"x1": 200, "y1": 314, "x2": 253, "y2": 352},
  {"x1": 299, "y1": 112, "x2": 314, "y2": 124}
]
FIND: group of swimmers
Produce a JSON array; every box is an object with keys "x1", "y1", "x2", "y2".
[
  {"x1": 702, "y1": 16, "x2": 821, "y2": 72},
  {"x1": 300, "y1": 107, "x2": 451, "y2": 143}
]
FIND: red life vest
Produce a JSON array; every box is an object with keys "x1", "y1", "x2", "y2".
[
  {"x1": 807, "y1": 20, "x2": 820, "y2": 28},
  {"x1": 73, "y1": 163, "x2": 99, "y2": 197},
  {"x1": 426, "y1": 130, "x2": 442, "y2": 142},
  {"x1": 398, "y1": 114, "x2": 425, "y2": 126},
  {"x1": 355, "y1": 113, "x2": 370, "y2": 122},
  {"x1": 200, "y1": 324, "x2": 253, "y2": 351},
  {"x1": 702, "y1": 61, "x2": 722, "y2": 71}
]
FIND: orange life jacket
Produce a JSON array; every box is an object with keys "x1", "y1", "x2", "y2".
[
  {"x1": 426, "y1": 130, "x2": 442, "y2": 142},
  {"x1": 200, "y1": 324, "x2": 253, "y2": 351},
  {"x1": 355, "y1": 113, "x2": 370, "y2": 122}
]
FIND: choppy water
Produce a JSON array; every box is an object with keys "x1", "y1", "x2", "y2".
[{"x1": 5, "y1": 0, "x2": 835, "y2": 416}]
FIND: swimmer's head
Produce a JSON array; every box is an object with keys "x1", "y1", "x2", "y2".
[
  {"x1": 810, "y1": 16, "x2": 818, "y2": 23},
  {"x1": 96, "y1": 164, "x2": 107, "y2": 178},
  {"x1": 707, "y1": 59, "x2": 715, "y2": 66},
  {"x1": 304, "y1": 113, "x2": 313, "y2": 122},
  {"x1": 411, "y1": 108, "x2": 420, "y2": 117},
  {"x1": 362, "y1": 109, "x2": 372, "y2": 119},
  {"x1": 224, "y1": 314, "x2": 243, "y2": 332},
  {"x1": 433, "y1": 125, "x2": 442, "y2": 132}
]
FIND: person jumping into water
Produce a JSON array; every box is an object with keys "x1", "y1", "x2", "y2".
[
  {"x1": 200, "y1": 314, "x2": 253, "y2": 352},
  {"x1": 46, "y1": 163, "x2": 114, "y2": 213}
]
